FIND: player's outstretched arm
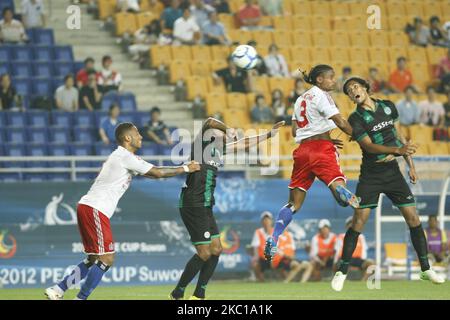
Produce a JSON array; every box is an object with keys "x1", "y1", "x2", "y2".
[
  {"x1": 394, "y1": 122, "x2": 418, "y2": 184},
  {"x1": 329, "y1": 114, "x2": 353, "y2": 136},
  {"x1": 357, "y1": 135, "x2": 418, "y2": 157},
  {"x1": 144, "y1": 161, "x2": 201, "y2": 179},
  {"x1": 226, "y1": 121, "x2": 285, "y2": 153}
]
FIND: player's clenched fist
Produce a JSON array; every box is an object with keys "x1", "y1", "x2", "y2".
[
  {"x1": 269, "y1": 121, "x2": 285, "y2": 137},
  {"x1": 186, "y1": 161, "x2": 201, "y2": 172},
  {"x1": 397, "y1": 141, "x2": 419, "y2": 156}
]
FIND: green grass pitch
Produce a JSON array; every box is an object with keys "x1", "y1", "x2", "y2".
[{"x1": 1, "y1": 281, "x2": 450, "y2": 300}]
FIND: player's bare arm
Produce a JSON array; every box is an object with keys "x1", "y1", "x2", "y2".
[
  {"x1": 394, "y1": 121, "x2": 418, "y2": 184},
  {"x1": 329, "y1": 113, "x2": 353, "y2": 136},
  {"x1": 357, "y1": 135, "x2": 418, "y2": 157},
  {"x1": 144, "y1": 161, "x2": 201, "y2": 179}
]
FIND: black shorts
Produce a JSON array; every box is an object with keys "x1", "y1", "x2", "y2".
[
  {"x1": 357, "y1": 161, "x2": 415, "y2": 209},
  {"x1": 180, "y1": 207, "x2": 220, "y2": 245}
]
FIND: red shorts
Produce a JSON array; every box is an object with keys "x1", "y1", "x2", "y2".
[
  {"x1": 77, "y1": 203, "x2": 115, "y2": 255},
  {"x1": 288, "y1": 140, "x2": 346, "y2": 191}
]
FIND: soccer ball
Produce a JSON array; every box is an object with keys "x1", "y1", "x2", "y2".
[{"x1": 231, "y1": 45, "x2": 258, "y2": 70}]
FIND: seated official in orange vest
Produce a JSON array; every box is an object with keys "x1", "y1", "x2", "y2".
[
  {"x1": 310, "y1": 219, "x2": 336, "y2": 280},
  {"x1": 334, "y1": 216, "x2": 374, "y2": 281},
  {"x1": 251, "y1": 211, "x2": 313, "y2": 282},
  {"x1": 425, "y1": 215, "x2": 449, "y2": 264}
]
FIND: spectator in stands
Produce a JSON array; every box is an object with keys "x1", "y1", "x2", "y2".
[
  {"x1": 145, "y1": 0, "x2": 165, "y2": 17},
  {"x1": 76, "y1": 57, "x2": 96, "y2": 88},
  {"x1": 236, "y1": 0, "x2": 261, "y2": 30},
  {"x1": 310, "y1": 219, "x2": 336, "y2": 281},
  {"x1": 334, "y1": 217, "x2": 374, "y2": 281},
  {"x1": 21, "y1": 0, "x2": 46, "y2": 28},
  {"x1": 99, "y1": 103, "x2": 121, "y2": 145},
  {"x1": 117, "y1": 0, "x2": 140, "y2": 13},
  {"x1": 258, "y1": 0, "x2": 283, "y2": 16},
  {"x1": 173, "y1": 7, "x2": 201, "y2": 45},
  {"x1": 288, "y1": 78, "x2": 306, "y2": 105},
  {"x1": 97, "y1": 55, "x2": 123, "y2": 93},
  {"x1": 336, "y1": 66, "x2": 352, "y2": 93},
  {"x1": 251, "y1": 94, "x2": 273, "y2": 124},
  {"x1": 213, "y1": 56, "x2": 251, "y2": 93},
  {"x1": 247, "y1": 40, "x2": 268, "y2": 76},
  {"x1": 271, "y1": 89, "x2": 287, "y2": 123},
  {"x1": 129, "y1": 19, "x2": 162, "y2": 62},
  {"x1": 396, "y1": 86, "x2": 421, "y2": 127},
  {"x1": 429, "y1": 16, "x2": 450, "y2": 48},
  {"x1": 264, "y1": 44, "x2": 290, "y2": 78},
  {"x1": 419, "y1": 86, "x2": 445, "y2": 127},
  {"x1": 190, "y1": 0, "x2": 215, "y2": 29},
  {"x1": 0, "y1": 74, "x2": 18, "y2": 110},
  {"x1": 425, "y1": 215, "x2": 449, "y2": 265},
  {"x1": 444, "y1": 91, "x2": 450, "y2": 127},
  {"x1": 0, "y1": 7, "x2": 28, "y2": 43},
  {"x1": 79, "y1": 71, "x2": 103, "y2": 111},
  {"x1": 367, "y1": 67, "x2": 388, "y2": 94},
  {"x1": 202, "y1": 11, "x2": 230, "y2": 45},
  {"x1": 388, "y1": 57, "x2": 417, "y2": 93},
  {"x1": 437, "y1": 49, "x2": 450, "y2": 93},
  {"x1": 251, "y1": 211, "x2": 313, "y2": 283},
  {"x1": 145, "y1": 106, "x2": 173, "y2": 145},
  {"x1": 55, "y1": 74, "x2": 79, "y2": 112},
  {"x1": 213, "y1": 0, "x2": 230, "y2": 14},
  {"x1": 406, "y1": 17, "x2": 430, "y2": 47},
  {"x1": 161, "y1": 0, "x2": 183, "y2": 31}
]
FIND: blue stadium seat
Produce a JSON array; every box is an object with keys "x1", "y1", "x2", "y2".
[
  {"x1": 73, "y1": 111, "x2": 95, "y2": 127},
  {"x1": 0, "y1": 113, "x2": 5, "y2": 126},
  {"x1": 0, "y1": 129, "x2": 5, "y2": 144},
  {"x1": 5, "y1": 112, "x2": 26, "y2": 127},
  {"x1": 53, "y1": 62, "x2": 74, "y2": 77},
  {"x1": 12, "y1": 46, "x2": 33, "y2": 61},
  {"x1": 49, "y1": 127, "x2": 71, "y2": 143},
  {"x1": 72, "y1": 127, "x2": 95, "y2": 143},
  {"x1": 0, "y1": 62, "x2": 11, "y2": 74},
  {"x1": 48, "y1": 143, "x2": 70, "y2": 168},
  {"x1": 76, "y1": 173, "x2": 98, "y2": 181},
  {"x1": 13, "y1": 78, "x2": 32, "y2": 97},
  {"x1": 25, "y1": 29, "x2": 35, "y2": 44},
  {"x1": 69, "y1": 143, "x2": 93, "y2": 156},
  {"x1": 73, "y1": 61, "x2": 84, "y2": 74},
  {"x1": 33, "y1": 29, "x2": 54, "y2": 45},
  {"x1": 51, "y1": 111, "x2": 73, "y2": 127},
  {"x1": 11, "y1": 62, "x2": 33, "y2": 77},
  {"x1": 52, "y1": 78, "x2": 65, "y2": 92},
  {"x1": 169, "y1": 126, "x2": 179, "y2": 142},
  {"x1": 26, "y1": 128, "x2": 49, "y2": 144},
  {"x1": 3, "y1": 143, "x2": 26, "y2": 168},
  {"x1": 118, "y1": 92, "x2": 137, "y2": 111},
  {"x1": 0, "y1": 173, "x2": 22, "y2": 182},
  {"x1": 101, "y1": 91, "x2": 119, "y2": 110},
  {"x1": 26, "y1": 144, "x2": 48, "y2": 168},
  {"x1": 33, "y1": 62, "x2": 53, "y2": 77},
  {"x1": 94, "y1": 142, "x2": 115, "y2": 156},
  {"x1": 23, "y1": 173, "x2": 49, "y2": 181},
  {"x1": 6, "y1": 128, "x2": 27, "y2": 143},
  {"x1": 53, "y1": 46, "x2": 74, "y2": 62},
  {"x1": 32, "y1": 78, "x2": 52, "y2": 96},
  {"x1": 118, "y1": 112, "x2": 137, "y2": 124},
  {"x1": 27, "y1": 111, "x2": 50, "y2": 127},
  {"x1": 138, "y1": 142, "x2": 159, "y2": 156},
  {"x1": 94, "y1": 111, "x2": 108, "y2": 127},
  {"x1": 47, "y1": 173, "x2": 70, "y2": 181},
  {"x1": 33, "y1": 46, "x2": 53, "y2": 62},
  {"x1": 134, "y1": 111, "x2": 151, "y2": 128},
  {"x1": 0, "y1": 0, "x2": 15, "y2": 15},
  {"x1": 0, "y1": 46, "x2": 11, "y2": 62}
]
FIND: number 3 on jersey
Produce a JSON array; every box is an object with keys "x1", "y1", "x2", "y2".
[{"x1": 296, "y1": 100, "x2": 309, "y2": 128}]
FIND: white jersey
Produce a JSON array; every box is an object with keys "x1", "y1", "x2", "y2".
[
  {"x1": 292, "y1": 86, "x2": 340, "y2": 143},
  {"x1": 79, "y1": 146, "x2": 153, "y2": 218}
]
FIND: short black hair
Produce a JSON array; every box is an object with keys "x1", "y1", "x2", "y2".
[
  {"x1": 102, "y1": 55, "x2": 112, "y2": 64},
  {"x1": 150, "y1": 106, "x2": 161, "y2": 114},
  {"x1": 430, "y1": 16, "x2": 440, "y2": 24},
  {"x1": 2, "y1": 7, "x2": 12, "y2": 16},
  {"x1": 428, "y1": 215, "x2": 437, "y2": 219},
  {"x1": 343, "y1": 77, "x2": 370, "y2": 96},
  {"x1": 109, "y1": 103, "x2": 120, "y2": 113},
  {"x1": 426, "y1": 85, "x2": 435, "y2": 93},
  {"x1": 397, "y1": 56, "x2": 407, "y2": 63},
  {"x1": 404, "y1": 85, "x2": 415, "y2": 92},
  {"x1": 64, "y1": 73, "x2": 74, "y2": 82},
  {"x1": 302, "y1": 64, "x2": 334, "y2": 85},
  {"x1": 255, "y1": 94, "x2": 264, "y2": 103},
  {"x1": 343, "y1": 66, "x2": 352, "y2": 73},
  {"x1": 115, "y1": 122, "x2": 134, "y2": 144},
  {"x1": 84, "y1": 57, "x2": 94, "y2": 65}
]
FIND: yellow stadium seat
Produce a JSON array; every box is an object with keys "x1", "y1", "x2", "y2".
[
  {"x1": 389, "y1": 31, "x2": 409, "y2": 47},
  {"x1": 309, "y1": 47, "x2": 330, "y2": 64},
  {"x1": 273, "y1": 15, "x2": 293, "y2": 30},
  {"x1": 218, "y1": 13, "x2": 236, "y2": 30},
  {"x1": 211, "y1": 46, "x2": 231, "y2": 61},
  {"x1": 288, "y1": 60, "x2": 311, "y2": 75},
  {"x1": 388, "y1": 46, "x2": 408, "y2": 63},
  {"x1": 407, "y1": 47, "x2": 428, "y2": 64},
  {"x1": 346, "y1": 16, "x2": 367, "y2": 32},
  {"x1": 260, "y1": 16, "x2": 273, "y2": 28},
  {"x1": 98, "y1": 0, "x2": 115, "y2": 20},
  {"x1": 268, "y1": 77, "x2": 294, "y2": 98},
  {"x1": 149, "y1": 45, "x2": 172, "y2": 67},
  {"x1": 310, "y1": 15, "x2": 331, "y2": 31},
  {"x1": 277, "y1": 46, "x2": 292, "y2": 61},
  {"x1": 349, "y1": 47, "x2": 369, "y2": 63},
  {"x1": 385, "y1": 243, "x2": 407, "y2": 263},
  {"x1": 206, "y1": 92, "x2": 227, "y2": 116},
  {"x1": 186, "y1": 76, "x2": 208, "y2": 100},
  {"x1": 207, "y1": 77, "x2": 226, "y2": 94},
  {"x1": 349, "y1": 1, "x2": 369, "y2": 16},
  {"x1": 409, "y1": 125, "x2": 433, "y2": 146},
  {"x1": 349, "y1": 61, "x2": 367, "y2": 76},
  {"x1": 330, "y1": 31, "x2": 351, "y2": 47},
  {"x1": 115, "y1": 12, "x2": 138, "y2": 36},
  {"x1": 311, "y1": 1, "x2": 331, "y2": 16},
  {"x1": 329, "y1": 47, "x2": 350, "y2": 64},
  {"x1": 252, "y1": 76, "x2": 271, "y2": 101},
  {"x1": 428, "y1": 142, "x2": 449, "y2": 155},
  {"x1": 293, "y1": 1, "x2": 312, "y2": 15},
  {"x1": 423, "y1": 1, "x2": 442, "y2": 17},
  {"x1": 136, "y1": 12, "x2": 156, "y2": 29},
  {"x1": 291, "y1": 30, "x2": 313, "y2": 47},
  {"x1": 171, "y1": 45, "x2": 192, "y2": 61},
  {"x1": 409, "y1": 63, "x2": 431, "y2": 91},
  {"x1": 311, "y1": 30, "x2": 332, "y2": 47},
  {"x1": 330, "y1": 1, "x2": 350, "y2": 16},
  {"x1": 169, "y1": 60, "x2": 191, "y2": 83},
  {"x1": 386, "y1": 1, "x2": 406, "y2": 16},
  {"x1": 442, "y1": 2, "x2": 450, "y2": 19},
  {"x1": 190, "y1": 60, "x2": 211, "y2": 77},
  {"x1": 369, "y1": 31, "x2": 389, "y2": 47},
  {"x1": 227, "y1": 92, "x2": 249, "y2": 110},
  {"x1": 228, "y1": 29, "x2": 253, "y2": 45},
  {"x1": 251, "y1": 30, "x2": 274, "y2": 48},
  {"x1": 426, "y1": 47, "x2": 447, "y2": 66},
  {"x1": 405, "y1": 1, "x2": 423, "y2": 17},
  {"x1": 292, "y1": 15, "x2": 312, "y2": 31},
  {"x1": 210, "y1": 60, "x2": 228, "y2": 75},
  {"x1": 223, "y1": 109, "x2": 251, "y2": 128},
  {"x1": 282, "y1": 0, "x2": 294, "y2": 15},
  {"x1": 368, "y1": 47, "x2": 390, "y2": 64},
  {"x1": 191, "y1": 46, "x2": 212, "y2": 61},
  {"x1": 229, "y1": 0, "x2": 245, "y2": 13},
  {"x1": 273, "y1": 30, "x2": 293, "y2": 47},
  {"x1": 349, "y1": 31, "x2": 370, "y2": 47}
]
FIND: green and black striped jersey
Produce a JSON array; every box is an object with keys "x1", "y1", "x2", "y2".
[
  {"x1": 179, "y1": 135, "x2": 225, "y2": 208},
  {"x1": 348, "y1": 99, "x2": 403, "y2": 168}
]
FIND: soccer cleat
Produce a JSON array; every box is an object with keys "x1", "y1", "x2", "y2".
[
  {"x1": 45, "y1": 285, "x2": 64, "y2": 300},
  {"x1": 189, "y1": 295, "x2": 205, "y2": 300},
  {"x1": 420, "y1": 269, "x2": 445, "y2": 284},
  {"x1": 264, "y1": 237, "x2": 277, "y2": 261},
  {"x1": 168, "y1": 293, "x2": 184, "y2": 300},
  {"x1": 331, "y1": 271, "x2": 347, "y2": 292},
  {"x1": 335, "y1": 185, "x2": 360, "y2": 209}
]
